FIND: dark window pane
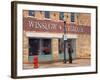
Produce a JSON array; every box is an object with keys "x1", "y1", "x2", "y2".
[
  {"x1": 42, "y1": 39, "x2": 51, "y2": 55},
  {"x1": 71, "y1": 13, "x2": 75, "y2": 22},
  {"x1": 29, "y1": 10, "x2": 35, "y2": 16},
  {"x1": 29, "y1": 38, "x2": 40, "y2": 56},
  {"x1": 59, "y1": 39, "x2": 64, "y2": 54},
  {"x1": 45, "y1": 11, "x2": 50, "y2": 18},
  {"x1": 59, "y1": 12, "x2": 64, "y2": 20}
]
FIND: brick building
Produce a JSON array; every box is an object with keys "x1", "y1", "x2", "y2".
[{"x1": 23, "y1": 10, "x2": 91, "y2": 64}]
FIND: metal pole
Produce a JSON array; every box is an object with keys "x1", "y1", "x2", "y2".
[{"x1": 63, "y1": 21, "x2": 67, "y2": 63}]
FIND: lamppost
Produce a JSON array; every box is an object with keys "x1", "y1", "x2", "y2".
[{"x1": 63, "y1": 19, "x2": 67, "y2": 63}]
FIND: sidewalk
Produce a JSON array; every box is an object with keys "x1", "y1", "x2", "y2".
[
  {"x1": 39, "y1": 58, "x2": 91, "y2": 68},
  {"x1": 23, "y1": 58, "x2": 90, "y2": 69}
]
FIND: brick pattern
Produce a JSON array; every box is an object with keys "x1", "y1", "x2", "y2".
[
  {"x1": 23, "y1": 10, "x2": 91, "y2": 63},
  {"x1": 23, "y1": 31, "x2": 29, "y2": 64},
  {"x1": 77, "y1": 13, "x2": 91, "y2": 26},
  {"x1": 76, "y1": 34, "x2": 91, "y2": 58},
  {"x1": 35, "y1": 11, "x2": 44, "y2": 19},
  {"x1": 50, "y1": 12, "x2": 59, "y2": 20},
  {"x1": 51, "y1": 39, "x2": 59, "y2": 61},
  {"x1": 23, "y1": 10, "x2": 29, "y2": 17}
]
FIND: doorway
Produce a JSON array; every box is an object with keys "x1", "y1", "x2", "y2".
[{"x1": 59, "y1": 39, "x2": 76, "y2": 60}]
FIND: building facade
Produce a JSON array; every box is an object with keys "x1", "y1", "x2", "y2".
[{"x1": 23, "y1": 10, "x2": 91, "y2": 64}]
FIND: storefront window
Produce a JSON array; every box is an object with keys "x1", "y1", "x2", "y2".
[
  {"x1": 29, "y1": 38, "x2": 51, "y2": 56},
  {"x1": 42, "y1": 39, "x2": 51, "y2": 55},
  {"x1": 29, "y1": 38, "x2": 40, "y2": 56}
]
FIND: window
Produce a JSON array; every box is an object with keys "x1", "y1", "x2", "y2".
[
  {"x1": 71, "y1": 13, "x2": 75, "y2": 22},
  {"x1": 29, "y1": 38, "x2": 40, "y2": 56},
  {"x1": 42, "y1": 39, "x2": 51, "y2": 55},
  {"x1": 29, "y1": 10, "x2": 35, "y2": 16},
  {"x1": 45, "y1": 11, "x2": 50, "y2": 18},
  {"x1": 59, "y1": 12, "x2": 64, "y2": 20},
  {"x1": 29, "y1": 38, "x2": 51, "y2": 56}
]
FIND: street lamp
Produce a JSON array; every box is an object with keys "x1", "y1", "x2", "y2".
[{"x1": 63, "y1": 19, "x2": 67, "y2": 64}]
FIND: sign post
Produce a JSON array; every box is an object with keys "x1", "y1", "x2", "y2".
[{"x1": 63, "y1": 21, "x2": 67, "y2": 64}]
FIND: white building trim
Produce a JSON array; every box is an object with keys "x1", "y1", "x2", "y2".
[{"x1": 26, "y1": 31, "x2": 77, "y2": 39}]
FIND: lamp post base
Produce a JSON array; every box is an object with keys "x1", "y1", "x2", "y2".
[{"x1": 63, "y1": 60, "x2": 67, "y2": 64}]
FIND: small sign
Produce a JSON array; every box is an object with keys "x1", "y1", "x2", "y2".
[{"x1": 63, "y1": 35, "x2": 67, "y2": 40}]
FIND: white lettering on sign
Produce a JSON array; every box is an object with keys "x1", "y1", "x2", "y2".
[
  {"x1": 28, "y1": 21, "x2": 62, "y2": 31},
  {"x1": 24, "y1": 18, "x2": 90, "y2": 34}
]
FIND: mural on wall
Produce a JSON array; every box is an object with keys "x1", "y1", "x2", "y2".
[{"x1": 23, "y1": 10, "x2": 91, "y2": 69}]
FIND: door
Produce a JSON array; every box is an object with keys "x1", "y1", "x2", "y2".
[
  {"x1": 59, "y1": 39, "x2": 76, "y2": 60},
  {"x1": 67, "y1": 39, "x2": 76, "y2": 59}
]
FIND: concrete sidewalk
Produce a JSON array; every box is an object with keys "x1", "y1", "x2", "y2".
[{"x1": 23, "y1": 58, "x2": 90, "y2": 69}]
